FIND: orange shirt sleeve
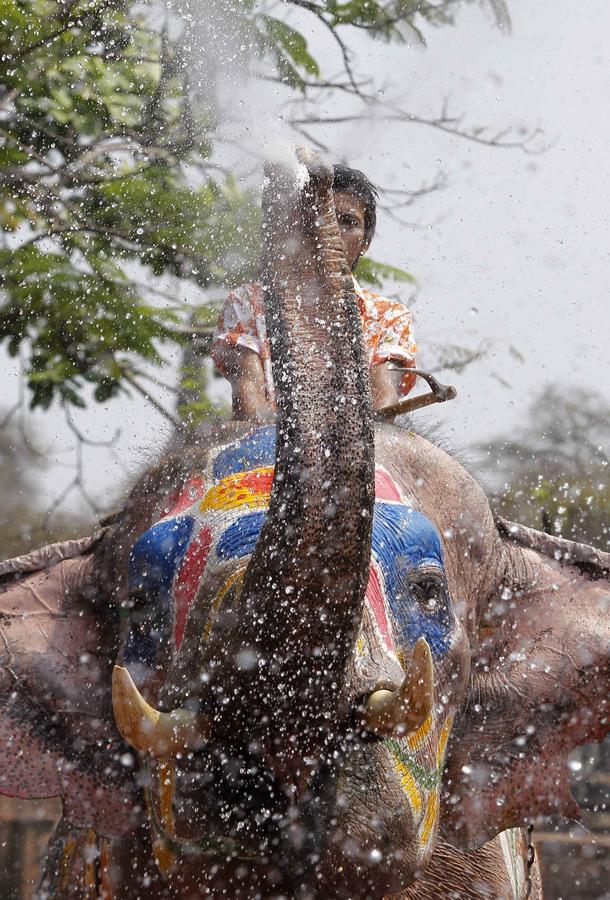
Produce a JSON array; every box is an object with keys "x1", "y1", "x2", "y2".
[{"x1": 367, "y1": 298, "x2": 417, "y2": 396}]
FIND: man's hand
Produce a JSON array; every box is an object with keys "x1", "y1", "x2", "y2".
[{"x1": 370, "y1": 361, "x2": 407, "y2": 411}]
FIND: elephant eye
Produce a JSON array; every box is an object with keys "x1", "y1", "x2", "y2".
[{"x1": 408, "y1": 570, "x2": 445, "y2": 611}]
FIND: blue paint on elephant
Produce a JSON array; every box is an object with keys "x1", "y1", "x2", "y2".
[
  {"x1": 129, "y1": 516, "x2": 195, "y2": 593},
  {"x1": 372, "y1": 503, "x2": 443, "y2": 593},
  {"x1": 125, "y1": 516, "x2": 194, "y2": 666},
  {"x1": 124, "y1": 480, "x2": 453, "y2": 666},
  {"x1": 216, "y1": 511, "x2": 267, "y2": 560},
  {"x1": 372, "y1": 502, "x2": 452, "y2": 660},
  {"x1": 213, "y1": 427, "x2": 276, "y2": 480}
]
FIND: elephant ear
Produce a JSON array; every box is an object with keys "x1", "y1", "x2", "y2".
[
  {"x1": 0, "y1": 534, "x2": 140, "y2": 837},
  {"x1": 442, "y1": 520, "x2": 610, "y2": 849}
]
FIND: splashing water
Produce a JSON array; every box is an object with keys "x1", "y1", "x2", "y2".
[{"x1": 176, "y1": 0, "x2": 315, "y2": 191}]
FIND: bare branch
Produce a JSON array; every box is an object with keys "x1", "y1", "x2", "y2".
[
  {"x1": 386, "y1": 103, "x2": 547, "y2": 153},
  {"x1": 377, "y1": 171, "x2": 447, "y2": 213},
  {"x1": 290, "y1": 123, "x2": 329, "y2": 153},
  {"x1": 289, "y1": 101, "x2": 546, "y2": 155},
  {"x1": 287, "y1": 0, "x2": 362, "y2": 93},
  {"x1": 0, "y1": 126, "x2": 63, "y2": 174},
  {"x1": 261, "y1": 73, "x2": 370, "y2": 97},
  {"x1": 63, "y1": 404, "x2": 121, "y2": 447},
  {"x1": 42, "y1": 434, "x2": 102, "y2": 528},
  {"x1": 133, "y1": 370, "x2": 179, "y2": 395},
  {"x1": 122, "y1": 371, "x2": 180, "y2": 428}
]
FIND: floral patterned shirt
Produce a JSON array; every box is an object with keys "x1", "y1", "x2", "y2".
[{"x1": 212, "y1": 278, "x2": 417, "y2": 404}]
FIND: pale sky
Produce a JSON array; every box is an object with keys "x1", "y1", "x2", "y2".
[{"x1": 2, "y1": 0, "x2": 609, "y2": 515}]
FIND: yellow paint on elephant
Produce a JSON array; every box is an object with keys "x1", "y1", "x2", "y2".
[
  {"x1": 147, "y1": 762, "x2": 177, "y2": 875},
  {"x1": 199, "y1": 467, "x2": 274, "y2": 513},
  {"x1": 59, "y1": 834, "x2": 77, "y2": 891},
  {"x1": 99, "y1": 838, "x2": 113, "y2": 899},
  {"x1": 84, "y1": 828, "x2": 98, "y2": 898},
  {"x1": 406, "y1": 710, "x2": 433, "y2": 750},
  {"x1": 158, "y1": 762, "x2": 176, "y2": 830},
  {"x1": 201, "y1": 566, "x2": 247, "y2": 645},
  {"x1": 420, "y1": 789, "x2": 439, "y2": 847},
  {"x1": 436, "y1": 712, "x2": 454, "y2": 767},
  {"x1": 393, "y1": 757, "x2": 423, "y2": 815}
]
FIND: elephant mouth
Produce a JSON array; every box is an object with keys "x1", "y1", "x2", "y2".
[
  {"x1": 113, "y1": 639, "x2": 437, "y2": 887},
  {"x1": 143, "y1": 756, "x2": 343, "y2": 896},
  {"x1": 144, "y1": 780, "x2": 259, "y2": 862}
]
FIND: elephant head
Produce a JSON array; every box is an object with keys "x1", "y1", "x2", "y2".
[{"x1": 0, "y1": 151, "x2": 608, "y2": 899}]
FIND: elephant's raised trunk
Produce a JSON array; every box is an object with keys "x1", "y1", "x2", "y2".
[{"x1": 214, "y1": 151, "x2": 375, "y2": 751}]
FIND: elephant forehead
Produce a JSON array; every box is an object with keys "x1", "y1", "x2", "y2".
[{"x1": 127, "y1": 428, "x2": 448, "y2": 656}]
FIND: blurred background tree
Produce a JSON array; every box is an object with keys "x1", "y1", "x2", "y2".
[
  {"x1": 479, "y1": 384, "x2": 610, "y2": 550},
  {"x1": 0, "y1": 409, "x2": 92, "y2": 556}
]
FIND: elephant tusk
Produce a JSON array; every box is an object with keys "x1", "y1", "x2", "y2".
[
  {"x1": 363, "y1": 638, "x2": 434, "y2": 738},
  {"x1": 112, "y1": 665, "x2": 208, "y2": 756}
]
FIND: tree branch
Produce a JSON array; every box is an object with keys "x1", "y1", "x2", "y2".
[
  {"x1": 8, "y1": 0, "x2": 114, "y2": 62},
  {"x1": 289, "y1": 104, "x2": 546, "y2": 154},
  {"x1": 122, "y1": 371, "x2": 180, "y2": 428}
]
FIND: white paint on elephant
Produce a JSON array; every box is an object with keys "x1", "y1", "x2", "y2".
[{"x1": 499, "y1": 827, "x2": 527, "y2": 900}]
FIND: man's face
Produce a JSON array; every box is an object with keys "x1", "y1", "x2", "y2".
[{"x1": 334, "y1": 190, "x2": 370, "y2": 271}]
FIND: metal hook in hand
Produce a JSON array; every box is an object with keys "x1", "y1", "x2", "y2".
[{"x1": 377, "y1": 367, "x2": 457, "y2": 419}]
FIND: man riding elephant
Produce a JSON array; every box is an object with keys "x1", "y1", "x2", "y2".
[{"x1": 212, "y1": 164, "x2": 418, "y2": 419}]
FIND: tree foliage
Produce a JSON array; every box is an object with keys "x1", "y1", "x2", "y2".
[
  {"x1": 0, "y1": 0, "x2": 262, "y2": 410},
  {"x1": 1, "y1": 0, "x2": 509, "y2": 415},
  {"x1": 480, "y1": 386, "x2": 610, "y2": 550}
]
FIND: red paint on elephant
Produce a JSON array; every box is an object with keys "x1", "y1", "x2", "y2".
[
  {"x1": 374, "y1": 468, "x2": 401, "y2": 502},
  {"x1": 235, "y1": 468, "x2": 275, "y2": 495},
  {"x1": 163, "y1": 476, "x2": 207, "y2": 518},
  {"x1": 174, "y1": 526, "x2": 212, "y2": 648},
  {"x1": 365, "y1": 564, "x2": 394, "y2": 652},
  {"x1": 365, "y1": 468, "x2": 402, "y2": 652}
]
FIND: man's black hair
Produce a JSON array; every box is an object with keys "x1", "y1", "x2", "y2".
[{"x1": 332, "y1": 164, "x2": 378, "y2": 246}]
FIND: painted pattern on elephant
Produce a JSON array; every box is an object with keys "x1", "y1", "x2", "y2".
[{"x1": 127, "y1": 424, "x2": 459, "y2": 864}]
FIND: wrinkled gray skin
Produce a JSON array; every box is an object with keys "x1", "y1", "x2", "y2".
[{"x1": 0, "y1": 154, "x2": 608, "y2": 899}]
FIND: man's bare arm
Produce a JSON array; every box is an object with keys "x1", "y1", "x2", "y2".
[
  {"x1": 214, "y1": 343, "x2": 274, "y2": 422},
  {"x1": 217, "y1": 347, "x2": 408, "y2": 419}
]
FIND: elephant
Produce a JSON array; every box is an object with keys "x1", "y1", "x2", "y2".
[{"x1": 0, "y1": 151, "x2": 608, "y2": 899}]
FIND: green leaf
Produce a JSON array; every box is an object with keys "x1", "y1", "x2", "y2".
[
  {"x1": 262, "y1": 16, "x2": 320, "y2": 78},
  {"x1": 355, "y1": 256, "x2": 415, "y2": 289}
]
